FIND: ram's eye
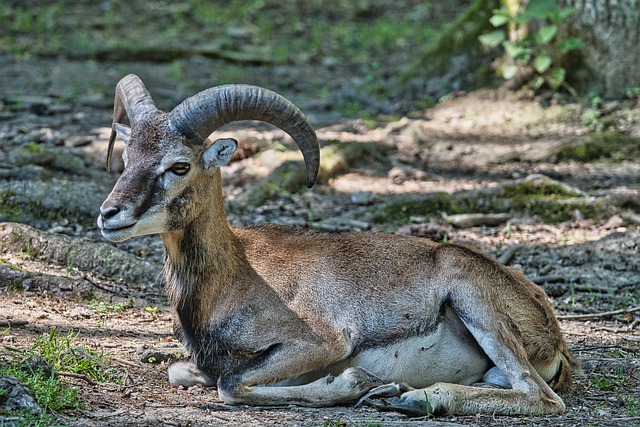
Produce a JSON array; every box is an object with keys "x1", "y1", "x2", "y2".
[{"x1": 168, "y1": 162, "x2": 190, "y2": 176}]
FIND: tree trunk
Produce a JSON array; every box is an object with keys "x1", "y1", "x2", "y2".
[{"x1": 560, "y1": 0, "x2": 640, "y2": 98}]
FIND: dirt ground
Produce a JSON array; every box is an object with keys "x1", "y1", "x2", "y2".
[
  {"x1": 1, "y1": 4, "x2": 640, "y2": 425},
  {"x1": 1, "y1": 83, "x2": 639, "y2": 425}
]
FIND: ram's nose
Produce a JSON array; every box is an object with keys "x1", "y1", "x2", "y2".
[
  {"x1": 100, "y1": 205, "x2": 121, "y2": 221},
  {"x1": 98, "y1": 203, "x2": 125, "y2": 230}
]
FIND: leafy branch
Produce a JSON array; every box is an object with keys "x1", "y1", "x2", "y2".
[{"x1": 479, "y1": 0, "x2": 583, "y2": 91}]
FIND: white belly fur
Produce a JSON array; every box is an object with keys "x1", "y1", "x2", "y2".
[{"x1": 347, "y1": 307, "x2": 491, "y2": 388}]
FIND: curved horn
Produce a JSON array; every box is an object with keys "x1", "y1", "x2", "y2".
[
  {"x1": 168, "y1": 85, "x2": 320, "y2": 188},
  {"x1": 106, "y1": 74, "x2": 159, "y2": 171}
]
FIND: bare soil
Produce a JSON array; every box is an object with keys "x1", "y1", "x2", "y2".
[
  {"x1": 1, "y1": 8, "x2": 640, "y2": 426},
  {"x1": 1, "y1": 86, "x2": 639, "y2": 426}
]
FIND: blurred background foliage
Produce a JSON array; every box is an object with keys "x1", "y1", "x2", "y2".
[
  {"x1": 0, "y1": 0, "x2": 494, "y2": 117},
  {"x1": 1, "y1": 0, "x2": 638, "y2": 117}
]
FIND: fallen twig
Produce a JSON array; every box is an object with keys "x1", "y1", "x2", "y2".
[
  {"x1": 0, "y1": 320, "x2": 29, "y2": 327},
  {"x1": 58, "y1": 371, "x2": 96, "y2": 386},
  {"x1": 113, "y1": 357, "x2": 140, "y2": 369},
  {"x1": 607, "y1": 417, "x2": 640, "y2": 423},
  {"x1": 497, "y1": 245, "x2": 521, "y2": 265},
  {"x1": 532, "y1": 276, "x2": 565, "y2": 285},
  {"x1": 443, "y1": 213, "x2": 511, "y2": 228},
  {"x1": 598, "y1": 318, "x2": 639, "y2": 333},
  {"x1": 558, "y1": 306, "x2": 640, "y2": 320},
  {"x1": 82, "y1": 273, "x2": 120, "y2": 295}
]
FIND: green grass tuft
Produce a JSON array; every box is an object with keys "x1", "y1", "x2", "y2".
[{"x1": 1, "y1": 328, "x2": 123, "y2": 426}]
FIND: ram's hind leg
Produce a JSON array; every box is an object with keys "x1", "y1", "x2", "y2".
[
  {"x1": 360, "y1": 244, "x2": 568, "y2": 416},
  {"x1": 360, "y1": 381, "x2": 564, "y2": 416}
]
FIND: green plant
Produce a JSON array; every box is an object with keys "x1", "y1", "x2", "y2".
[
  {"x1": 31, "y1": 328, "x2": 121, "y2": 384},
  {"x1": 626, "y1": 87, "x2": 640, "y2": 98},
  {"x1": 623, "y1": 395, "x2": 640, "y2": 417},
  {"x1": 590, "y1": 367, "x2": 640, "y2": 416},
  {"x1": 17, "y1": 242, "x2": 37, "y2": 260},
  {"x1": 90, "y1": 299, "x2": 131, "y2": 327},
  {"x1": 580, "y1": 91, "x2": 606, "y2": 126},
  {"x1": 423, "y1": 390, "x2": 433, "y2": 417},
  {"x1": 65, "y1": 244, "x2": 73, "y2": 276},
  {"x1": 369, "y1": 176, "x2": 603, "y2": 226},
  {"x1": 1, "y1": 328, "x2": 122, "y2": 425},
  {"x1": 145, "y1": 306, "x2": 159, "y2": 321},
  {"x1": 0, "y1": 365, "x2": 78, "y2": 427},
  {"x1": 479, "y1": 0, "x2": 583, "y2": 91},
  {"x1": 0, "y1": 189, "x2": 24, "y2": 222},
  {"x1": 89, "y1": 300, "x2": 130, "y2": 314}
]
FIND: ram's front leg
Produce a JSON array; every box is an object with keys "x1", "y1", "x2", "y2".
[
  {"x1": 219, "y1": 367, "x2": 383, "y2": 407},
  {"x1": 168, "y1": 360, "x2": 215, "y2": 387},
  {"x1": 217, "y1": 341, "x2": 383, "y2": 407}
]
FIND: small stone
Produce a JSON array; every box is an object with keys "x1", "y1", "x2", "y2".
[
  {"x1": 603, "y1": 214, "x2": 624, "y2": 229},
  {"x1": 21, "y1": 356, "x2": 56, "y2": 377},
  {"x1": 443, "y1": 213, "x2": 512, "y2": 229},
  {"x1": 388, "y1": 167, "x2": 407, "y2": 185},
  {"x1": 138, "y1": 343, "x2": 188, "y2": 364},
  {"x1": 47, "y1": 225, "x2": 66, "y2": 234},
  {"x1": 67, "y1": 307, "x2": 91, "y2": 320},
  {"x1": 0, "y1": 375, "x2": 43, "y2": 415},
  {"x1": 350, "y1": 191, "x2": 378, "y2": 205}
]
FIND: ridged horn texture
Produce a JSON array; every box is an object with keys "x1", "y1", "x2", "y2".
[
  {"x1": 106, "y1": 74, "x2": 159, "y2": 171},
  {"x1": 169, "y1": 84, "x2": 320, "y2": 188}
]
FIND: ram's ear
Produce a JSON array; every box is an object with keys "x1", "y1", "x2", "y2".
[
  {"x1": 113, "y1": 123, "x2": 132, "y2": 145},
  {"x1": 202, "y1": 138, "x2": 238, "y2": 170}
]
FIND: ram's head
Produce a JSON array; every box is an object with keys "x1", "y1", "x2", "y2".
[{"x1": 97, "y1": 74, "x2": 319, "y2": 242}]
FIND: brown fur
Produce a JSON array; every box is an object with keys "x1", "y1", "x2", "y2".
[{"x1": 99, "y1": 99, "x2": 577, "y2": 417}]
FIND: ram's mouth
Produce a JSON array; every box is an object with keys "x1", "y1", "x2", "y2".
[
  {"x1": 97, "y1": 217, "x2": 137, "y2": 242},
  {"x1": 100, "y1": 226, "x2": 136, "y2": 243}
]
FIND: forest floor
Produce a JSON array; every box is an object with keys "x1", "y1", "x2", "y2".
[{"x1": 1, "y1": 1, "x2": 640, "y2": 426}]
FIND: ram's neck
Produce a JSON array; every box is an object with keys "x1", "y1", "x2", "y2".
[{"x1": 160, "y1": 169, "x2": 242, "y2": 330}]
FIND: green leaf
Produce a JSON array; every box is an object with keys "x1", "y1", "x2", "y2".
[
  {"x1": 489, "y1": 14, "x2": 510, "y2": 27},
  {"x1": 529, "y1": 76, "x2": 545, "y2": 90},
  {"x1": 491, "y1": 6, "x2": 510, "y2": 16},
  {"x1": 513, "y1": 12, "x2": 534, "y2": 25},
  {"x1": 536, "y1": 25, "x2": 557, "y2": 44},
  {"x1": 559, "y1": 37, "x2": 584, "y2": 53},
  {"x1": 557, "y1": 7, "x2": 575, "y2": 21},
  {"x1": 534, "y1": 54, "x2": 552, "y2": 73},
  {"x1": 503, "y1": 64, "x2": 519, "y2": 79},
  {"x1": 478, "y1": 30, "x2": 506, "y2": 48},
  {"x1": 526, "y1": 0, "x2": 558, "y2": 18},
  {"x1": 548, "y1": 67, "x2": 566, "y2": 89},
  {"x1": 503, "y1": 41, "x2": 531, "y2": 61}
]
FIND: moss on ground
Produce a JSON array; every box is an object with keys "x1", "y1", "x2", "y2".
[
  {"x1": 241, "y1": 160, "x2": 308, "y2": 206},
  {"x1": 319, "y1": 141, "x2": 393, "y2": 179},
  {"x1": 370, "y1": 176, "x2": 608, "y2": 224},
  {"x1": 553, "y1": 132, "x2": 640, "y2": 163},
  {"x1": 0, "y1": 189, "x2": 23, "y2": 221},
  {"x1": 0, "y1": 188, "x2": 61, "y2": 224},
  {"x1": 8, "y1": 144, "x2": 89, "y2": 174},
  {"x1": 243, "y1": 141, "x2": 394, "y2": 206},
  {"x1": 0, "y1": 180, "x2": 108, "y2": 227},
  {"x1": 371, "y1": 192, "x2": 454, "y2": 223}
]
